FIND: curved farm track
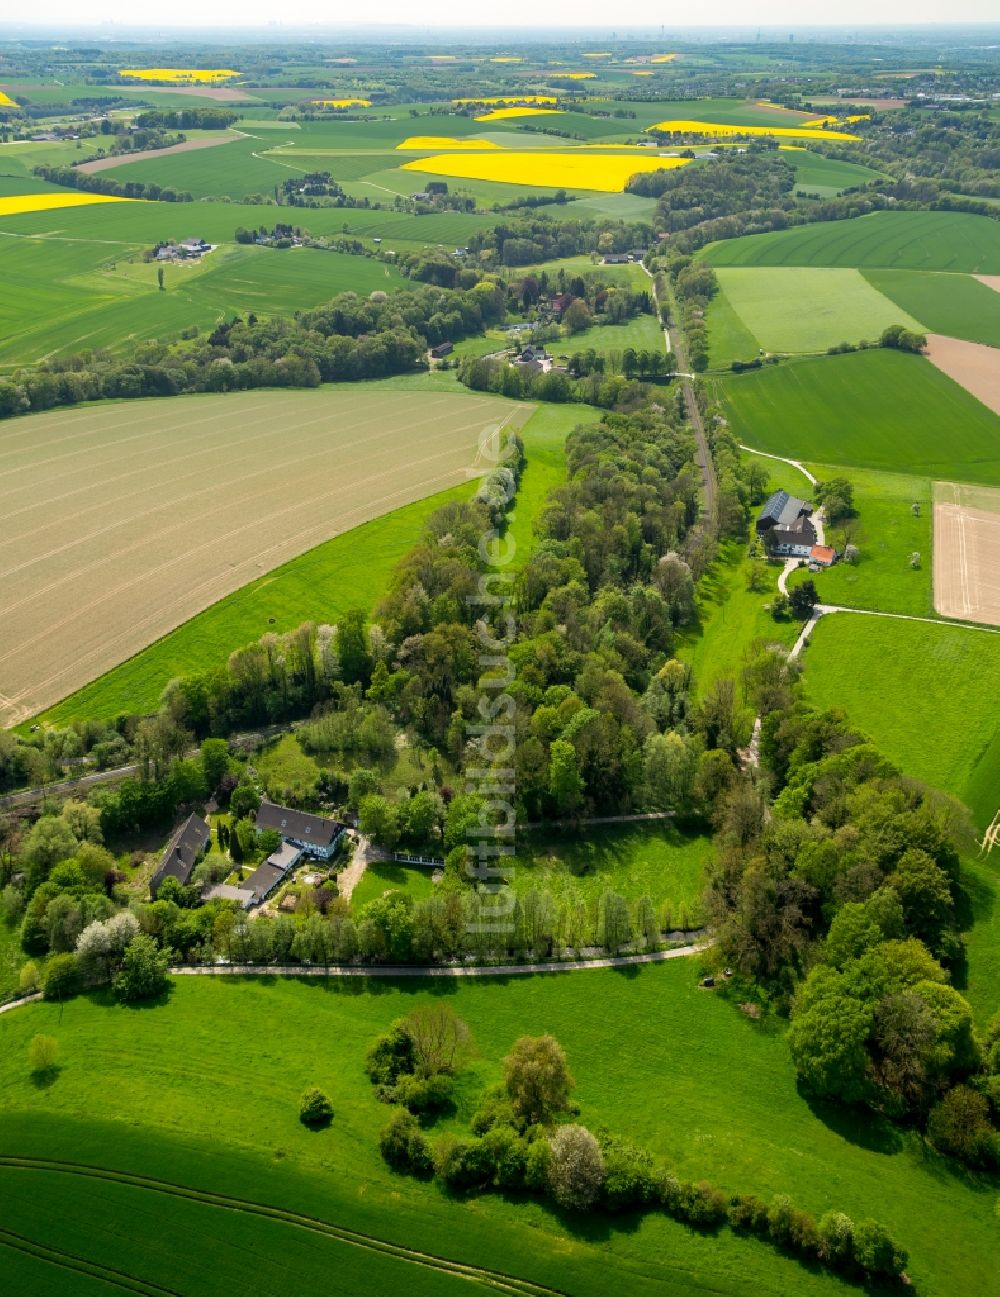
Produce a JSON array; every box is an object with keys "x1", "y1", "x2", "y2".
[{"x1": 0, "y1": 1156, "x2": 566, "y2": 1297}]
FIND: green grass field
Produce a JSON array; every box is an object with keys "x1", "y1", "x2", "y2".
[
  {"x1": 705, "y1": 283, "x2": 761, "y2": 367},
  {"x1": 511, "y1": 823, "x2": 712, "y2": 923},
  {"x1": 801, "y1": 611, "x2": 1000, "y2": 825},
  {"x1": 863, "y1": 269, "x2": 1000, "y2": 348},
  {"x1": 713, "y1": 268, "x2": 923, "y2": 355},
  {"x1": 351, "y1": 860, "x2": 439, "y2": 910},
  {"x1": 36, "y1": 397, "x2": 587, "y2": 727},
  {"x1": 785, "y1": 466, "x2": 933, "y2": 616},
  {"x1": 716, "y1": 350, "x2": 1000, "y2": 480},
  {"x1": 553, "y1": 312, "x2": 665, "y2": 358},
  {"x1": 0, "y1": 238, "x2": 402, "y2": 368},
  {"x1": 702, "y1": 210, "x2": 1000, "y2": 274},
  {"x1": 677, "y1": 539, "x2": 799, "y2": 702},
  {"x1": 1, "y1": 966, "x2": 997, "y2": 1297},
  {"x1": 785, "y1": 150, "x2": 885, "y2": 199}
]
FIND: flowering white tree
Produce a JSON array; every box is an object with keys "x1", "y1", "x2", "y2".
[{"x1": 548, "y1": 1124, "x2": 605, "y2": 1210}]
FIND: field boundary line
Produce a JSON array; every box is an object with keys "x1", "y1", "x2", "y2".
[
  {"x1": 0, "y1": 1224, "x2": 179, "y2": 1296},
  {"x1": 0, "y1": 1157, "x2": 567, "y2": 1297}
]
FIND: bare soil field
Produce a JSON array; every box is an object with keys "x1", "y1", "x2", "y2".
[
  {"x1": 934, "y1": 481, "x2": 1000, "y2": 626},
  {"x1": 119, "y1": 85, "x2": 259, "y2": 101},
  {"x1": 977, "y1": 276, "x2": 1000, "y2": 295},
  {"x1": 924, "y1": 334, "x2": 1000, "y2": 416},
  {"x1": 809, "y1": 96, "x2": 906, "y2": 109},
  {"x1": 0, "y1": 388, "x2": 522, "y2": 725},
  {"x1": 76, "y1": 133, "x2": 242, "y2": 173}
]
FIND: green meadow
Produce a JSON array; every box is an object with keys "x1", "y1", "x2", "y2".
[
  {"x1": 1, "y1": 967, "x2": 997, "y2": 1297},
  {"x1": 785, "y1": 466, "x2": 934, "y2": 616},
  {"x1": 784, "y1": 149, "x2": 885, "y2": 198},
  {"x1": 801, "y1": 612, "x2": 1000, "y2": 826},
  {"x1": 863, "y1": 269, "x2": 1000, "y2": 348},
  {"x1": 703, "y1": 210, "x2": 1000, "y2": 274},
  {"x1": 713, "y1": 267, "x2": 923, "y2": 355},
  {"x1": 716, "y1": 350, "x2": 1000, "y2": 480}
]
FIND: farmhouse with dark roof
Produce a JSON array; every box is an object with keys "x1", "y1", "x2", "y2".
[
  {"x1": 150, "y1": 812, "x2": 210, "y2": 897},
  {"x1": 756, "y1": 490, "x2": 818, "y2": 558}
]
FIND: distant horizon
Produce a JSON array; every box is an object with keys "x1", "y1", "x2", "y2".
[{"x1": 1, "y1": 14, "x2": 999, "y2": 37}]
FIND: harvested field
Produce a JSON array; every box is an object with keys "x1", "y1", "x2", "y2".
[
  {"x1": 118, "y1": 85, "x2": 256, "y2": 101},
  {"x1": 978, "y1": 275, "x2": 1000, "y2": 294},
  {"x1": 0, "y1": 388, "x2": 522, "y2": 725},
  {"x1": 924, "y1": 333, "x2": 1000, "y2": 416},
  {"x1": 934, "y1": 482, "x2": 1000, "y2": 626},
  {"x1": 76, "y1": 132, "x2": 242, "y2": 173}
]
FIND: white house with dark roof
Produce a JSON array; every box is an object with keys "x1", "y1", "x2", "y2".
[
  {"x1": 255, "y1": 800, "x2": 343, "y2": 860},
  {"x1": 756, "y1": 490, "x2": 818, "y2": 558}
]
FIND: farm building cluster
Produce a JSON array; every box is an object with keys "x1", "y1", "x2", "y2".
[
  {"x1": 150, "y1": 800, "x2": 345, "y2": 909},
  {"x1": 756, "y1": 490, "x2": 837, "y2": 567}
]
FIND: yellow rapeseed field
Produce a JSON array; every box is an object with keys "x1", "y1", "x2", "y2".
[
  {"x1": 401, "y1": 151, "x2": 689, "y2": 193},
  {"x1": 583, "y1": 52, "x2": 612, "y2": 57},
  {"x1": 556, "y1": 72, "x2": 597, "y2": 80},
  {"x1": 489, "y1": 57, "x2": 523, "y2": 63},
  {"x1": 0, "y1": 90, "x2": 17, "y2": 107},
  {"x1": 646, "y1": 118, "x2": 862, "y2": 142},
  {"x1": 397, "y1": 136, "x2": 501, "y2": 150},
  {"x1": 651, "y1": 54, "x2": 678, "y2": 63},
  {"x1": 630, "y1": 72, "x2": 655, "y2": 77},
  {"x1": 453, "y1": 96, "x2": 557, "y2": 105},
  {"x1": 313, "y1": 98, "x2": 372, "y2": 107},
  {"x1": 0, "y1": 193, "x2": 134, "y2": 218},
  {"x1": 474, "y1": 107, "x2": 562, "y2": 121},
  {"x1": 119, "y1": 68, "x2": 239, "y2": 82}
]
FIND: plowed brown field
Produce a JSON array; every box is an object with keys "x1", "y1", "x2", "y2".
[
  {"x1": 934, "y1": 481, "x2": 1000, "y2": 626},
  {"x1": 0, "y1": 387, "x2": 521, "y2": 725}
]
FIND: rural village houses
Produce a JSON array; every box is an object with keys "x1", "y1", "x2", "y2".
[{"x1": 756, "y1": 490, "x2": 836, "y2": 566}]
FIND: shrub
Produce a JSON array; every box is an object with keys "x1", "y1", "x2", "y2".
[
  {"x1": 599, "y1": 1135, "x2": 657, "y2": 1211},
  {"x1": 853, "y1": 1219, "x2": 908, "y2": 1279},
  {"x1": 18, "y1": 961, "x2": 40, "y2": 994},
  {"x1": 379, "y1": 1110, "x2": 433, "y2": 1176},
  {"x1": 727, "y1": 1192, "x2": 770, "y2": 1234},
  {"x1": 480, "y1": 1125, "x2": 528, "y2": 1189},
  {"x1": 817, "y1": 1210, "x2": 855, "y2": 1267},
  {"x1": 524, "y1": 1135, "x2": 552, "y2": 1191},
  {"x1": 392, "y1": 1071, "x2": 454, "y2": 1116},
  {"x1": 299, "y1": 1088, "x2": 334, "y2": 1127},
  {"x1": 365, "y1": 1022, "x2": 415, "y2": 1086},
  {"x1": 676, "y1": 1180, "x2": 728, "y2": 1227},
  {"x1": 112, "y1": 934, "x2": 170, "y2": 1003},
  {"x1": 471, "y1": 1086, "x2": 517, "y2": 1135},
  {"x1": 42, "y1": 953, "x2": 80, "y2": 1001},
  {"x1": 28, "y1": 1034, "x2": 59, "y2": 1073},
  {"x1": 547, "y1": 1124, "x2": 605, "y2": 1211},
  {"x1": 927, "y1": 1086, "x2": 999, "y2": 1169},
  {"x1": 434, "y1": 1136, "x2": 491, "y2": 1190},
  {"x1": 503, "y1": 1034, "x2": 575, "y2": 1126}
]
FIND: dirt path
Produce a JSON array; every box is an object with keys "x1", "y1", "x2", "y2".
[
  {"x1": 76, "y1": 132, "x2": 242, "y2": 173},
  {"x1": 335, "y1": 834, "x2": 369, "y2": 901}
]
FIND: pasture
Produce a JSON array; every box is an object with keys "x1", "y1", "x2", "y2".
[
  {"x1": 36, "y1": 400, "x2": 591, "y2": 726},
  {"x1": 864, "y1": 269, "x2": 1000, "y2": 348},
  {"x1": 784, "y1": 150, "x2": 885, "y2": 198},
  {"x1": 702, "y1": 210, "x2": 1000, "y2": 274},
  {"x1": 800, "y1": 611, "x2": 1000, "y2": 829},
  {"x1": 0, "y1": 239, "x2": 402, "y2": 369},
  {"x1": 712, "y1": 267, "x2": 922, "y2": 354},
  {"x1": 784, "y1": 467, "x2": 933, "y2": 616},
  {"x1": 715, "y1": 350, "x2": 1000, "y2": 481},
  {"x1": 0, "y1": 387, "x2": 521, "y2": 726},
  {"x1": 1, "y1": 967, "x2": 997, "y2": 1297}
]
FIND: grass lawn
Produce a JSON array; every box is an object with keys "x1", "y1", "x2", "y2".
[
  {"x1": 863, "y1": 269, "x2": 1000, "y2": 349},
  {"x1": 256, "y1": 734, "x2": 323, "y2": 804},
  {"x1": 702, "y1": 210, "x2": 1000, "y2": 274},
  {"x1": 1, "y1": 968, "x2": 997, "y2": 1297},
  {"x1": 351, "y1": 861, "x2": 439, "y2": 910},
  {"x1": 715, "y1": 350, "x2": 1000, "y2": 481},
  {"x1": 786, "y1": 150, "x2": 885, "y2": 198},
  {"x1": 800, "y1": 611, "x2": 1000, "y2": 826},
  {"x1": 677, "y1": 539, "x2": 799, "y2": 703},
  {"x1": 786, "y1": 467, "x2": 933, "y2": 616},
  {"x1": 552, "y1": 313, "x2": 664, "y2": 359},
  {"x1": 961, "y1": 851, "x2": 1000, "y2": 1026},
  {"x1": 713, "y1": 268, "x2": 922, "y2": 355},
  {"x1": 512, "y1": 823, "x2": 712, "y2": 925}
]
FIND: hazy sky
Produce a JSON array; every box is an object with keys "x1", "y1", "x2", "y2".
[{"x1": 5, "y1": 3, "x2": 1000, "y2": 30}]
